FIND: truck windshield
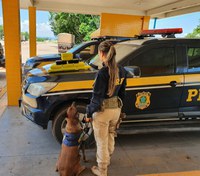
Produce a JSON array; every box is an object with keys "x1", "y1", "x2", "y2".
[
  {"x1": 67, "y1": 43, "x2": 85, "y2": 53},
  {"x1": 89, "y1": 43, "x2": 139, "y2": 69},
  {"x1": 68, "y1": 41, "x2": 95, "y2": 54}
]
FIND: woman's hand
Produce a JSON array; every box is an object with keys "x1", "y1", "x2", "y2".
[
  {"x1": 82, "y1": 114, "x2": 92, "y2": 122},
  {"x1": 84, "y1": 117, "x2": 92, "y2": 122}
]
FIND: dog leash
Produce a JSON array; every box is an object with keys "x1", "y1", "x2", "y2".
[{"x1": 78, "y1": 114, "x2": 93, "y2": 143}]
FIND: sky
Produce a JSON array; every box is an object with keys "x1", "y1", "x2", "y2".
[{"x1": 0, "y1": 2, "x2": 200, "y2": 39}]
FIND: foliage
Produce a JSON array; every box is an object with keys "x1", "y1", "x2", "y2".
[
  {"x1": 21, "y1": 31, "x2": 29, "y2": 41},
  {"x1": 186, "y1": 21, "x2": 200, "y2": 38},
  {"x1": 36, "y1": 37, "x2": 49, "y2": 42},
  {"x1": 0, "y1": 25, "x2": 4, "y2": 40},
  {"x1": 49, "y1": 12, "x2": 100, "y2": 43}
]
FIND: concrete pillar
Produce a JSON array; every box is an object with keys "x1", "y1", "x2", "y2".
[
  {"x1": 29, "y1": 6, "x2": 36, "y2": 57},
  {"x1": 2, "y1": 0, "x2": 21, "y2": 106}
]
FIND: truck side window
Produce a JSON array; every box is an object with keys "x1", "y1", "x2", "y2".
[
  {"x1": 129, "y1": 47, "x2": 175, "y2": 77},
  {"x1": 187, "y1": 47, "x2": 200, "y2": 72}
]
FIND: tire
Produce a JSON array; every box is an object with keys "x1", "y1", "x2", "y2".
[{"x1": 52, "y1": 102, "x2": 94, "y2": 148}]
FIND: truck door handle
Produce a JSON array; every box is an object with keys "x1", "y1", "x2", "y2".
[{"x1": 170, "y1": 81, "x2": 177, "y2": 87}]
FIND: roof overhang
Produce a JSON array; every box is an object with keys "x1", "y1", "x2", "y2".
[{"x1": 20, "y1": 0, "x2": 200, "y2": 18}]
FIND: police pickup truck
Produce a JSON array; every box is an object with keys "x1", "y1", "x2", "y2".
[{"x1": 20, "y1": 28, "x2": 200, "y2": 144}]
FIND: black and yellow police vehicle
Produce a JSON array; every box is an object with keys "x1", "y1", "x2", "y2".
[
  {"x1": 20, "y1": 28, "x2": 200, "y2": 144},
  {"x1": 22, "y1": 37, "x2": 130, "y2": 75}
]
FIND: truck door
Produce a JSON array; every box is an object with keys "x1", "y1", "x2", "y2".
[
  {"x1": 180, "y1": 44, "x2": 200, "y2": 117},
  {"x1": 123, "y1": 44, "x2": 184, "y2": 120}
]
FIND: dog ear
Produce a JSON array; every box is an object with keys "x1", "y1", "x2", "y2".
[
  {"x1": 71, "y1": 101, "x2": 76, "y2": 107},
  {"x1": 66, "y1": 106, "x2": 71, "y2": 118}
]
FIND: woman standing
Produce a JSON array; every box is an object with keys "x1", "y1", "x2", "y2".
[{"x1": 86, "y1": 41, "x2": 127, "y2": 176}]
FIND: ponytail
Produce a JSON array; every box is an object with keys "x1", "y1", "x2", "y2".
[{"x1": 98, "y1": 41, "x2": 119, "y2": 97}]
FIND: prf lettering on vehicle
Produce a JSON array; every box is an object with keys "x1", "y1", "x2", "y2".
[{"x1": 186, "y1": 89, "x2": 200, "y2": 102}]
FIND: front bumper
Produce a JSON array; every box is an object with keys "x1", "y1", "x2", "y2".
[{"x1": 19, "y1": 99, "x2": 48, "y2": 129}]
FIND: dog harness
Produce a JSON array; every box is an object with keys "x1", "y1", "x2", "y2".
[{"x1": 62, "y1": 132, "x2": 81, "y2": 147}]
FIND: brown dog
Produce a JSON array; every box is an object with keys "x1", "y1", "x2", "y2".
[{"x1": 56, "y1": 102, "x2": 86, "y2": 176}]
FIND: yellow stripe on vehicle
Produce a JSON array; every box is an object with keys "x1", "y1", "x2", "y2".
[
  {"x1": 49, "y1": 80, "x2": 94, "y2": 92},
  {"x1": 185, "y1": 74, "x2": 200, "y2": 84},
  {"x1": 49, "y1": 75, "x2": 184, "y2": 93},
  {"x1": 127, "y1": 75, "x2": 184, "y2": 87}
]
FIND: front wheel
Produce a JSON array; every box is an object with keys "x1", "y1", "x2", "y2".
[{"x1": 52, "y1": 103, "x2": 94, "y2": 147}]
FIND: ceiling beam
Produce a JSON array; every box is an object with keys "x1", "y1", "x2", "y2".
[
  {"x1": 29, "y1": 0, "x2": 34, "y2": 6},
  {"x1": 20, "y1": 0, "x2": 33, "y2": 7},
  {"x1": 165, "y1": 5, "x2": 200, "y2": 18},
  {"x1": 21, "y1": 1, "x2": 146, "y2": 16},
  {"x1": 20, "y1": 0, "x2": 200, "y2": 19},
  {"x1": 147, "y1": 0, "x2": 200, "y2": 17}
]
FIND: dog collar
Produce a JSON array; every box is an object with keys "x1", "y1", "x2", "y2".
[{"x1": 62, "y1": 132, "x2": 81, "y2": 147}]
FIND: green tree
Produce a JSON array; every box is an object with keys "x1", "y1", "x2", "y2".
[
  {"x1": 36, "y1": 37, "x2": 49, "y2": 42},
  {"x1": 186, "y1": 21, "x2": 200, "y2": 38},
  {"x1": 49, "y1": 12, "x2": 100, "y2": 43},
  {"x1": 0, "y1": 25, "x2": 4, "y2": 40},
  {"x1": 21, "y1": 31, "x2": 29, "y2": 41}
]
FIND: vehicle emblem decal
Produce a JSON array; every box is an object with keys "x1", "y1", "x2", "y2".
[{"x1": 135, "y1": 92, "x2": 151, "y2": 110}]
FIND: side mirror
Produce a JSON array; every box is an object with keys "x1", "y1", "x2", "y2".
[{"x1": 124, "y1": 66, "x2": 141, "y2": 78}]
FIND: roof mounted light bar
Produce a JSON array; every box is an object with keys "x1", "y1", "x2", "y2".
[
  {"x1": 141, "y1": 28, "x2": 183, "y2": 35},
  {"x1": 140, "y1": 28, "x2": 183, "y2": 38},
  {"x1": 91, "y1": 28, "x2": 183, "y2": 41}
]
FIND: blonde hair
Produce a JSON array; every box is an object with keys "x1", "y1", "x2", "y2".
[{"x1": 98, "y1": 41, "x2": 119, "y2": 97}]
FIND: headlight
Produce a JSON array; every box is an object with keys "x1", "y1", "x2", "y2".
[{"x1": 27, "y1": 82, "x2": 57, "y2": 97}]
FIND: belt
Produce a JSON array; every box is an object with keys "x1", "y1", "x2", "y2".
[{"x1": 101, "y1": 96, "x2": 123, "y2": 110}]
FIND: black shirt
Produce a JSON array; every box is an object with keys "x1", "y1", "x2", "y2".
[{"x1": 86, "y1": 65, "x2": 127, "y2": 117}]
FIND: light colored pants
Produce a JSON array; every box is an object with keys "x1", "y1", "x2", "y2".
[{"x1": 92, "y1": 108, "x2": 121, "y2": 173}]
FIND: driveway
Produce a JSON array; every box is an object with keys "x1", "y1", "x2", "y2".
[{"x1": 1, "y1": 107, "x2": 200, "y2": 176}]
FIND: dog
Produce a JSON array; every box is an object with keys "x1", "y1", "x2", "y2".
[{"x1": 56, "y1": 102, "x2": 86, "y2": 176}]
